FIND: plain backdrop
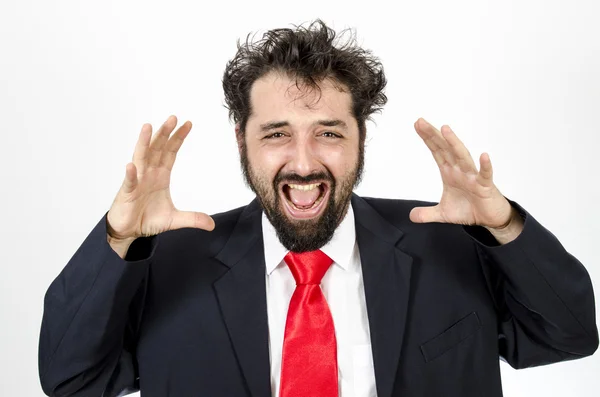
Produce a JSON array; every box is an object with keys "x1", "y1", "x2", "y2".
[{"x1": 1, "y1": 0, "x2": 599, "y2": 395}]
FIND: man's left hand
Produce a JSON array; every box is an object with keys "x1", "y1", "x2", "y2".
[{"x1": 409, "y1": 118, "x2": 524, "y2": 243}]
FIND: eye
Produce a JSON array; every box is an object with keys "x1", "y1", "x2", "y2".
[
  {"x1": 265, "y1": 132, "x2": 286, "y2": 139},
  {"x1": 322, "y1": 131, "x2": 341, "y2": 138}
]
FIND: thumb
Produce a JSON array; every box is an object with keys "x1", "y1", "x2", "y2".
[
  {"x1": 170, "y1": 210, "x2": 216, "y2": 231},
  {"x1": 121, "y1": 162, "x2": 138, "y2": 194},
  {"x1": 409, "y1": 205, "x2": 444, "y2": 223}
]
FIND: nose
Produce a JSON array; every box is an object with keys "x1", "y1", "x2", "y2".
[{"x1": 285, "y1": 136, "x2": 321, "y2": 177}]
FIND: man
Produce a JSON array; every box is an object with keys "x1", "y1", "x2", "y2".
[{"x1": 39, "y1": 20, "x2": 598, "y2": 397}]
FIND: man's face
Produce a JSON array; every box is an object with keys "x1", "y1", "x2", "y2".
[{"x1": 239, "y1": 71, "x2": 364, "y2": 252}]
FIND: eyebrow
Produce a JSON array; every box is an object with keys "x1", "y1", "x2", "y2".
[
  {"x1": 259, "y1": 119, "x2": 347, "y2": 132},
  {"x1": 260, "y1": 121, "x2": 289, "y2": 131},
  {"x1": 317, "y1": 119, "x2": 347, "y2": 128}
]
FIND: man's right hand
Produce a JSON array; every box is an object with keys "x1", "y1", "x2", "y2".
[{"x1": 106, "y1": 115, "x2": 215, "y2": 258}]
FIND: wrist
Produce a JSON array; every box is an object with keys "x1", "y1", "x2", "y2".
[
  {"x1": 484, "y1": 207, "x2": 524, "y2": 244},
  {"x1": 106, "y1": 234, "x2": 136, "y2": 259}
]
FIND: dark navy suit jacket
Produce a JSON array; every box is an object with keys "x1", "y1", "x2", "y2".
[{"x1": 39, "y1": 194, "x2": 598, "y2": 396}]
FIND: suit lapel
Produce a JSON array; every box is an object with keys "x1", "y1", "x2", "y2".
[
  {"x1": 213, "y1": 199, "x2": 271, "y2": 397},
  {"x1": 212, "y1": 195, "x2": 413, "y2": 397},
  {"x1": 352, "y1": 194, "x2": 413, "y2": 397}
]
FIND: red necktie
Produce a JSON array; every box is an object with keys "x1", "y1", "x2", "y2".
[{"x1": 279, "y1": 250, "x2": 338, "y2": 397}]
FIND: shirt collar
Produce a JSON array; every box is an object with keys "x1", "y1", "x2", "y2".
[{"x1": 262, "y1": 203, "x2": 356, "y2": 275}]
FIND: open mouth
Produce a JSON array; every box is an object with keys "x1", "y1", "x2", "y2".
[{"x1": 280, "y1": 181, "x2": 329, "y2": 220}]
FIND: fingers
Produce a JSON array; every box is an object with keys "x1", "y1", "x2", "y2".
[
  {"x1": 171, "y1": 210, "x2": 216, "y2": 231},
  {"x1": 131, "y1": 116, "x2": 192, "y2": 174},
  {"x1": 409, "y1": 205, "x2": 444, "y2": 223},
  {"x1": 477, "y1": 152, "x2": 494, "y2": 186},
  {"x1": 414, "y1": 118, "x2": 454, "y2": 167},
  {"x1": 440, "y1": 125, "x2": 477, "y2": 173},
  {"x1": 121, "y1": 162, "x2": 138, "y2": 194},
  {"x1": 414, "y1": 118, "x2": 478, "y2": 173},
  {"x1": 160, "y1": 121, "x2": 193, "y2": 171},
  {"x1": 132, "y1": 123, "x2": 152, "y2": 173},
  {"x1": 148, "y1": 115, "x2": 178, "y2": 167}
]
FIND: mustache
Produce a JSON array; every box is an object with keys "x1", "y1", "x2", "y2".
[{"x1": 273, "y1": 171, "x2": 334, "y2": 186}]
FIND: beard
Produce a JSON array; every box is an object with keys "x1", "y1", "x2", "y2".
[{"x1": 239, "y1": 140, "x2": 364, "y2": 253}]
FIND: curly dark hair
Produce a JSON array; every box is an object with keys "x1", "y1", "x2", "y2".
[{"x1": 222, "y1": 19, "x2": 387, "y2": 140}]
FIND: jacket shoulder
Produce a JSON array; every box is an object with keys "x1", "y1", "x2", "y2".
[
  {"x1": 358, "y1": 195, "x2": 488, "y2": 250},
  {"x1": 359, "y1": 196, "x2": 437, "y2": 227},
  {"x1": 156, "y1": 203, "x2": 251, "y2": 257}
]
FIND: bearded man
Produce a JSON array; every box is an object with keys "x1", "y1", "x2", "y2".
[{"x1": 39, "y1": 20, "x2": 598, "y2": 397}]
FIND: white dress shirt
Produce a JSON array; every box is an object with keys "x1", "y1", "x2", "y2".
[{"x1": 262, "y1": 203, "x2": 378, "y2": 397}]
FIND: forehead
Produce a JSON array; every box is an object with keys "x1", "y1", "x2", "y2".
[{"x1": 247, "y1": 72, "x2": 354, "y2": 127}]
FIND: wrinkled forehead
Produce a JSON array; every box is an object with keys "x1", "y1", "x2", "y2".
[{"x1": 247, "y1": 71, "x2": 354, "y2": 127}]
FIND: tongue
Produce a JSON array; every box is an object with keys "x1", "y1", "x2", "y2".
[{"x1": 288, "y1": 186, "x2": 321, "y2": 208}]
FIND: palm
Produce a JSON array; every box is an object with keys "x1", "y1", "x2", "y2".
[
  {"x1": 410, "y1": 118, "x2": 511, "y2": 229},
  {"x1": 107, "y1": 116, "x2": 214, "y2": 240},
  {"x1": 123, "y1": 168, "x2": 176, "y2": 237}
]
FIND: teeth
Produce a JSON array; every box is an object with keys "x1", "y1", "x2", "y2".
[{"x1": 287, "y1": 183, "x2": 321, "y2": 191}]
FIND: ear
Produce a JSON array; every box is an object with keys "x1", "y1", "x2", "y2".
[{"x1": 235, "y1": 123, "x2": 244, "y2": 154}]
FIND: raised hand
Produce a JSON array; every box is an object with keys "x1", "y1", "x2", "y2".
[
  {"x1": 409, "y1": 118, "x2": 521, "y2": 236},
  {"x1": 106, "y1": 115, "x2": 215, "y2": 257}
]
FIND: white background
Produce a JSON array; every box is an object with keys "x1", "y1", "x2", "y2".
[{"x1": 1, "y1": 0, "x2": 599, "y2": 395}]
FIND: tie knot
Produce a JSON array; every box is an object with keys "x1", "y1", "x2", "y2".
[{"x1": 284, "y1": 250, "x2": 333, "y2": 285}]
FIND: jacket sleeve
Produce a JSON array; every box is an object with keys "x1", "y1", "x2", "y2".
[
  {"x1": 38, "y1": 212, "x2": 159, "y2": 396},
  {"x1": 463, "y1": 198, "x2": 599, "y2": 369}
]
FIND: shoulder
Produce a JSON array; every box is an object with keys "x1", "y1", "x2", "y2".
[
  {"x1": 358, "y1": 195, "x2": 437, "y2": 226},
  {"x1": 356, "y1": 195, "x2": 474, "y2": 246},
  {"x1": 156, "y1": 203, "x2": 251, "y2": 257}
]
